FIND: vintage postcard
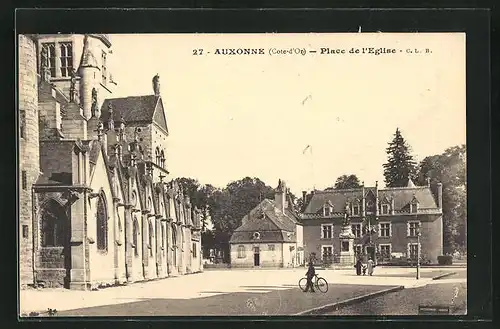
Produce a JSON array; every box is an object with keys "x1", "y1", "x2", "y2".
[{"x1": 18, "y1": 32, "x2": 466, "y2": 317}]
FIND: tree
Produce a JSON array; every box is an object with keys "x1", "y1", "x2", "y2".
[
  {"x1": 415, "y1": 144, "x2": 466, "y2": 254},
  {"x1": 330, "y1": 174, "x2": 362, "y2": 189},
  {"x1": 383, "y1": 128, "x2": 418, "y2": 187}
]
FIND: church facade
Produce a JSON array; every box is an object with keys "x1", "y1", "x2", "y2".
[{"x1": 18, "y1": 34, "x2": 202, "y2": 290}]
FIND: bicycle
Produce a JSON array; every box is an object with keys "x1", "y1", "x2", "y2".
[{"x1": 298, "y1": 273, "x2": 328, "y2": 293}]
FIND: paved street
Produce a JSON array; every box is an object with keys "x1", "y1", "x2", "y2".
[
  {"x1": 326, "y1": 270, "x2": 467, "y2": 315},
  {"x1": 19, "y1": 267, "x2": 465, "y2": 317}
]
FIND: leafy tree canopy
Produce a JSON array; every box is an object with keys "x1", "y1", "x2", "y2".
[
  {"x1": 327, "y1": 174, "x2": 362, "y2": 190},
  {"x1": 415, "y1": 144, "x2": 466, "y2": 253}
]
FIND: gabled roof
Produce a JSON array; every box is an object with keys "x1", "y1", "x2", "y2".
[
  {"x1": 304, "y1": 189, "x2": 364, "y2": 214},
  {"x1": 304, "y1": 184, "x2": 439, "y2": 214},
  {"x1": 379, "y1": 188, "x2": 436, "y2": 209},
  {"x1": 100, "y1": 95, "x2": 168, "y2": 132},
  {"x1": 230, "y1": 198, "x2": 298, "y2": 245}
]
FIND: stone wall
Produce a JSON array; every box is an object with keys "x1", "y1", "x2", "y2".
[{"x1": 19, "y1": 34, "x2": 40, "y2": 287}]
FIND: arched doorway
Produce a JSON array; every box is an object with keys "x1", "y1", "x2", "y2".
[{"x1": 39, "y1": 198, "x2": 70, "y2": 288}]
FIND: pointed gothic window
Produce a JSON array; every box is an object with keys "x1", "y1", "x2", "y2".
[
  {"x1": 101, "y1": 50, "x2": 107, "y2": 85},
  {"x1": 60, "y1": 42, "x2": 73, "y2": 77},
  {"x1": 160, "y1": 150, "x2": 165, "y2": 168},
  {"x1": 96, "y1": 193, "x2": 108, "y2": 252},
  {"x1": 155, "y1": 147, "x2": 160, "y2": 166},
  {"x1": 42, "y1": 43, "x2": 56, "y2": 77}
]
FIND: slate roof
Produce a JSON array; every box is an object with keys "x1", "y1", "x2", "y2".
[
  {"x1": 304, "y1": 184, "x2": 439, "y2": 214},
  {"x1": 230, "y1": 199, "x2": 298, "y2": 244},
  {"x1": 304, "y1": 189, "x2": 364, "y2": 214},
  {"x1": 100, "y1": 95, "x2": 160, "y2": 123}
]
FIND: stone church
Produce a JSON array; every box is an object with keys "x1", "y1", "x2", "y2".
[{"x1": 18, "y1": 34, "x2": 202, "y2": 290}]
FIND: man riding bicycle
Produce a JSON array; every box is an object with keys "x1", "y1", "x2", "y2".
[{"x1": 304, "y1": 262, "x2": 316, "y2": 293}]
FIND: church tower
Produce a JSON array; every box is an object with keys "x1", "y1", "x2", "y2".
[
  {"x1": 36, "y1": 34, "x2": 116, "y2": 120},
  {"x1": 18, "y1": 34, "x2": 40, "y2": 287}
]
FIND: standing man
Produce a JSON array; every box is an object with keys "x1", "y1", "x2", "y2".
[
  {"x1": 354, "y1": 258, "x2": 363, "y2": 276},
  {"x1": 304, "y1": 262, "x2": 316, "y2": 292}
]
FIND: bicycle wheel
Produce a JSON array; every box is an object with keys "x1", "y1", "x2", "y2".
[
  {"x1": 316, "y1": 277, "x2": 328, "y2": 293},
  {"x1": 298, "y1": 278, "x2": 308, "y2": 291}
]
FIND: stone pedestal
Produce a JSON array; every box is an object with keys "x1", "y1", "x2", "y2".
[{"x1": 339, "y1": 225, "x2": 355, "y2": 266}]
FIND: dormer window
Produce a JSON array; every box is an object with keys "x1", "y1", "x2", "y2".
[
  {"x1": 381, "y1": 204, "x2": 390, "y2": 215},
  {"x1": 410, "y1": 201, "x2": 418, "y2": 213},
  {"x1": 253, "y1": 232, "x2": 261, "y2": 240},
  {"x1": 352, "y1": 204, "x2": 360, "y2": 216},
  {"x1": 323, "y1": 202, "x2": 333, "y2": 217}
]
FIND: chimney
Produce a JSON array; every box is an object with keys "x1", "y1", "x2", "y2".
[
  {"x1": 274, "y1": 179, "x2": 286, "y2": 214},
  {"x1": 153, "y1": 74, "x2": 160, "y2": 96},
  {"x1": 302, "y1": 191, "x2": 307, "y2": 204},
  {"x1": 437, "y1": 182, "x2": 443, "y2": 209}
]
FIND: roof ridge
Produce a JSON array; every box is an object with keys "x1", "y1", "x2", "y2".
[
  {"x1": 106, "y1": 94, "x2": 156, "y2": 101},
  {"x1": 381, "y1": 186, "x2": 428, "y2": 191},
  {"x1": 315, "y1": 188, "x2": 363, "y2": 194}
]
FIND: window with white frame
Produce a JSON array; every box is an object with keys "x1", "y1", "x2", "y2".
[
  {"x1": 237, "y1": 245, "x2": 246, "y2": 258},
  {"x1": 381, "y1": 204, "x2": 390, "y2": 215},
  {"x1": 379, "y1": 222, "x2": 391, "y2": 237},
  {"x1": 407, "y1": 221, "x2": 420, "y2": 237},
  {"x1": 379, "y1": 244, "x2": 391, "y2": 259},
  {"x1": 408, "y1": 243, "x2": 419, "y2": 260},
  {"x1": 351, "y1": 223, "x2": 362, "y2": 238},
  {"x1": 59, "y1": 42, "x2": 73, "y2": 77},
  {"x1": 322, "y1": 245, "x2": 333, "y2": 261},
  {"x1": 321, "y1": 224, "x2": 333, "y2": 239},
  {"x1": 352, "y1": 204, "x2": 360, "y2": 216}
]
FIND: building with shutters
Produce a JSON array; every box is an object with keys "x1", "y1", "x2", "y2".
[
  {"x1": 229, "y1": 180, "x2": 304, "y2": 268},
  {"x1": 300, "y1": 179, "x2": 443, "y2": 265},
  {"x1": 18, "y1": 34, "x2": 202, "y2": 290}
]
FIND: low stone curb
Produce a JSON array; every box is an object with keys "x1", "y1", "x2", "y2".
[
  {"x1": 294, "y1": 285, "x2": 405, "y2": 315},
  {"x1": 432, "y1": 272, "x2": 457, "y2": 280}
]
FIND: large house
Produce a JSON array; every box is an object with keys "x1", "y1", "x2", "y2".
[
  {"x1": 18, "y1": 34, "x2": 202, "y2": 290},
  {"x1": 300, "y1": 179, "x2": 443, "y2": 265},
  {"x1": 229, "y1": 180, "x2": 304, "y2": 268}
]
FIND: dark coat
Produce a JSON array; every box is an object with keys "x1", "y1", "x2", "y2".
[
  {"x1": 306, "y1": 264, "x2": 315, "y2": 278},
  {"x1": 354, "y1": 260, "x2": 363, "y2": 275}
]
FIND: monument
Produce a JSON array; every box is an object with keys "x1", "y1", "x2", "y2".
[{"x1": 338, "y1": 202, "x2": 355, "y2": 266}]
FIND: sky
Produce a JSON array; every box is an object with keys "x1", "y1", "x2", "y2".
[{"x1": 107, "y1": 33, "x2": 466, "y2": 195}]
